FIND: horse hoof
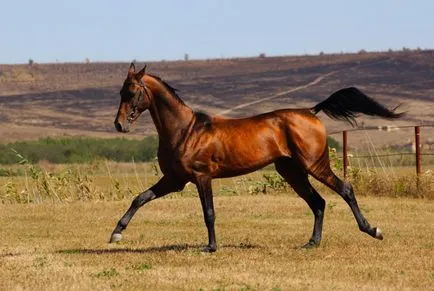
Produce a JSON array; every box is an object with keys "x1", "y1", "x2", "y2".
[
  {"x1": 301, "y1": 241, "x2": 319, "y2": 249},
  {"x1": 202, "y1": 245, "x2": 216, "y2": 253},
  {"x1": 375, "y1": 227, "x2": 383, "y2": 240},
  {"x1": 110, "y1": 233, "x2": 122, "y2": 243}
]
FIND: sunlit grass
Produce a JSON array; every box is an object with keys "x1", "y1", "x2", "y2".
[
  {"x1": 0, "y1": 195, "x2": 432, "y2": 290},
  {"x1": 0, "y1": 156, "x2": 432, "y2": 289},
  {"x1": 1, "y1": 156, "x2": 432, "y2": 204}
]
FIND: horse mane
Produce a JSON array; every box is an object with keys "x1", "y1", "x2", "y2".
[
  {"x1": 147, "y1": 74, "x2": 212, "y2": 128},
  {"x1": 147, "y1": 74, "x2": 185, "y2": 105},
  {"x1": 195, "y1": 111, "x2": 212, "y2": 126}
]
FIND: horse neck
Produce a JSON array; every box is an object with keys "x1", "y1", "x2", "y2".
[{"x1": 145, "y1": 76, "x2": 194, "y2": 148}]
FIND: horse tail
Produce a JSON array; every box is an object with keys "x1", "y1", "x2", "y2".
[{"x1": 311, "y1": 87, "x2": 404, "y2": 126}]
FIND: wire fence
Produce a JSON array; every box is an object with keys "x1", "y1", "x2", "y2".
[{"x1": 328, "y1": 125, "x2": 434, "y2": 177}]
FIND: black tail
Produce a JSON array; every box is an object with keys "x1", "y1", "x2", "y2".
[{"x1": 312, "y1": 87, "x2": 405, "y2": 126}]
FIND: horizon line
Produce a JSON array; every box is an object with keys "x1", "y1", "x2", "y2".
[{"x1": 1, "y1": 47, "x2": 432, "y2": 66}]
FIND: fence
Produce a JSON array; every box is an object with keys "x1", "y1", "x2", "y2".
[{"x1": 329, "y1": 125, "x2": 434, "y2": 178}]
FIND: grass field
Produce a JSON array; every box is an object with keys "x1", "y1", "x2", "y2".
[
  {"x1": 0, "y1": 156, "x2": 432, "y2": 290},
  {"x1": 1, "y1": 160, "x2": 433, "y2": 204},
  {"x1": 1, "y1": 194, "x2": 433, "y2": 290}
]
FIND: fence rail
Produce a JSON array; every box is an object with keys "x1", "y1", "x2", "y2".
[{"x1": 329, "y1": 125, "x2": 434, "y2": 178}]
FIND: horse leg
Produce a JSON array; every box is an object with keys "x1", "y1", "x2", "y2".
[
  {"x1": 195, "y1": 176, "x2": 217, "y2": 253},
  {"x1": 109, "y1": 176, "x2": 185, "y2": 243},
  {"x1": 275, "y1": 158, "x2": 326, "y2": 248},
  {"x1": 311, "y1": 167, "x2": 383, "y2": 240}
]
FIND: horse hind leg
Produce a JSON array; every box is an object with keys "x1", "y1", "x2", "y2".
[
  {"x1": 275, "y1": 158, "x2": 326, "y2": 248},
  {"x1": 310, "y1": 166, "x2": 383, "y2": 241}
]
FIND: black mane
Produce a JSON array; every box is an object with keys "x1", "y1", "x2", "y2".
[
  {"x1": 148, "y1": 74, "x2": 213, "y2": 128},
  {"x1": 148, "y1": 74, "x2": 185, "y2": 105},
  {"x1": 194, "y1": 111, "x2": 213, "y2": 129}
]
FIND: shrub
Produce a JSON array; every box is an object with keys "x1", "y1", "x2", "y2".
[{"x1": 0, "y1": 137, "x2": 158, "y2": 164}]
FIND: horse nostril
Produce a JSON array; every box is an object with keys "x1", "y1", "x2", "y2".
[{"x1": 114, "y1": 122, "x2": 123, "y2": 132}]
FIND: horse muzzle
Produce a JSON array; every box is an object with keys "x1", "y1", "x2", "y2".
[{"x1": 114, "y1": 121, "x2": 130, "y2": 133}]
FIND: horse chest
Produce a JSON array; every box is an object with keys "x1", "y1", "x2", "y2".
[{"x1": 156, "y1": 149, "x2": 196, "y2": 178}]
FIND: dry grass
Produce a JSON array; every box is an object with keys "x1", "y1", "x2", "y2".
[
  {"x1": 1, "y1": 160, "x2": 433, "y2": 204},
  {"x1": 0, "y1": 161, "x2": 432, "y2": 289},
  {"x1": 0, "y1": 194, "x2": 433, "y2": 290}
]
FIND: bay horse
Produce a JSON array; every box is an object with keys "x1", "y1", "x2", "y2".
[{"x1": 110, "y1": 63, "x2": 403, "y2": 252}]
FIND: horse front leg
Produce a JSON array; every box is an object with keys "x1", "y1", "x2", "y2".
[
  {"x1": 195, "y1": 176, "x2": 217, "y2": 252},
  {"x1": 109, "y1": 176, "x2": 185, "y2": 243}
]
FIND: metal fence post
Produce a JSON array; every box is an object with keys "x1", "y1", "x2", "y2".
[
  {"x1": 415, "y1": 126, "x2": 421, "y2": 175},
  {"x1": 343, "y1": 130, "x2": 348, "y2": 179}
]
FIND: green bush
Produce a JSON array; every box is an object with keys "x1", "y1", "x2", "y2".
[
  {"x1": 327, "y1": 136, "x2": 341, "y2": 151},
  {"x1": 0, "y1": 137, "x2": 158, "y2": 164}
]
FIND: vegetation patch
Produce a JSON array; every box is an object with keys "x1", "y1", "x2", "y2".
[
  {"x1": 93, "y1": 268, "x2": 120, "y2": 278},
  {"x1": 127, "y1": 263, "x2": 152, "y2": 271},
  {"x1": 0, "y1": 136, "x2": 158, "y2": 164}
]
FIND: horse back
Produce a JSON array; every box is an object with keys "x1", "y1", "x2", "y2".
[{"x1": 179, "y1": 109, "x2": 327, "y2": 178}]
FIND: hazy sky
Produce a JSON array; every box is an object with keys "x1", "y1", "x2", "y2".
[{"x1": 1, "y1": 0, "x2": 433, "y2": 64}]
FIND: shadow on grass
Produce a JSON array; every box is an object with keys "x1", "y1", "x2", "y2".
[
  {"x1": 55, "y1": 242, "x2": 260, "y2": 255},
  {"x1": 0, "y1": 252, "x2": 24, "y2": 258}
]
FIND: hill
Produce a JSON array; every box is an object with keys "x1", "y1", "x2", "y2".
[{"x1": 0, "y1": 50, "x2": 433, "y2": 149}]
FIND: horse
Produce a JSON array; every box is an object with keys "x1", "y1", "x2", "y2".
[{"x1": 110, "y1": 63, "x2": 403, "y2": 252}]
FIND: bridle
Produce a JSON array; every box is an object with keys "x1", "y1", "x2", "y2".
[{"x1": 125, "y1": 79, "x2": 151, "y2": 123}]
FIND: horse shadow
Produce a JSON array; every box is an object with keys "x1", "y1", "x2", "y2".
[{"x1": 55, "y1": 242, "x2": 260, "y2": 255}]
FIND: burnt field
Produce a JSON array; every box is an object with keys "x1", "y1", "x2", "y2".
[{"x1": 0, "y1": 50, "x2": 433, "y2": 147}]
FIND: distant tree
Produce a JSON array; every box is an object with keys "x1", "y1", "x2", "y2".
[
  {"x1": 402, "y1": 46, "x2": 410, "y2": 52},
  {"x1": 358, "y1": 49, "x2": 367, "y2": 54},
  {"x1": 259, "y1": 53, "x2": 266, "y2": 58},
  {"x1": 85, "y1": 57, "x2": 90, "y2": 64},
  {"x1": 184, "y1": 53, "x2": 189, "y2": 61},
  {"x1": 388, "y1": 48, "x2": 393, "y2": 53},
  {"x1": 319, "y1": 51, "x2": 324, "y2": 56},
  {"x1": 28, "y1": 59, "x2": 34, "y2": 66}
]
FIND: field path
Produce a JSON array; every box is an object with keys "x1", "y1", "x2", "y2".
[
  {"x1": 218, "y1": 70, "x2": 337, "y2": 115},
  {"x1": 218, "y1": 57, "x2": 397, "y2": 116}
]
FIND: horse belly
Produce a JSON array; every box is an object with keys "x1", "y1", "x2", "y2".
[{"x1": 213, "y1": 131, "x2": 290, "y2": 177}]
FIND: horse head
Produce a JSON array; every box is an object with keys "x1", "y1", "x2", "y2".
[{"x1": 114, "y1": 63, "x2": 151, "y2": 133}]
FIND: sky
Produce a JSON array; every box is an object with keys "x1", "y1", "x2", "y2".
[{"x1": 1, "y1": 0, "x2": 433, "y2": 64}]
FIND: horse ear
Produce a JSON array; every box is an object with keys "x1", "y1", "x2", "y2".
[
  {"x1": 127, "y1": 63, "x2": 135, "y2": 78},
  {"x1": 135, "y1": 64, "x2": 147, "y2": 81}
]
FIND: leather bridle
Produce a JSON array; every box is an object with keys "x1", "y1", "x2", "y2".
[{"x1": 125, "y1": 80, "x2": 151, "y2": 123}]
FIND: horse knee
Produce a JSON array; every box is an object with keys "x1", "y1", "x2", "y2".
[{"x1": 340, "y1": 182, "x2": 356, "y2": 203}]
